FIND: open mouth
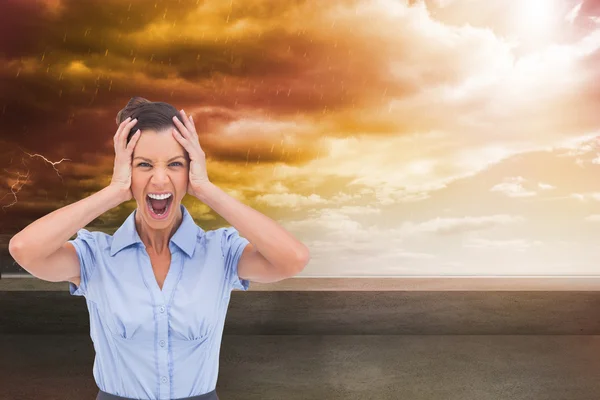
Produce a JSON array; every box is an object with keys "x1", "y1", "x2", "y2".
[{"x1": 145, "y1": 193, "x2": 174, "y2": 220}]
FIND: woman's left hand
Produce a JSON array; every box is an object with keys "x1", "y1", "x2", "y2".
[{"x1": 171, "y1": 109, "x2": 211, "y2": 198}]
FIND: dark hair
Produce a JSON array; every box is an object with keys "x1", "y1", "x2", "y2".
[{"x1": 116, "y1": 97, "x2": 182, "y2": 145}]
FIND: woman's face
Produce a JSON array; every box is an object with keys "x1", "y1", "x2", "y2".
[{"x1": 131, "y1": 128, "x2": 189, "y2": 227}]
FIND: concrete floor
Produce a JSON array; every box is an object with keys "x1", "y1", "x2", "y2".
[
  {"x1": 4, "y1": 290, "x2": 600, "y2": 335},
  {"x1": 2, "y1": 288, "x2": 600, "y2": 399},
  {"x1": 1, "y1": 334, "x2": 600, "y2": 400}
]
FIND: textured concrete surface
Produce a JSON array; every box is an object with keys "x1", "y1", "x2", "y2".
[
  {"x1": 2, "y1": 291, "x2": 600, "y2": 335},
  {"x1": 2, "y1": 290, "x2": 600, "y2": 399},
  {"x1": 1, "y1": 334, "x2": 600, "y2": 400}
]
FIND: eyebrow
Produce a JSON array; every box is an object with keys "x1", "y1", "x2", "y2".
[{"x1": 133, "y1": 156, "x2": 185, "y2": 162}]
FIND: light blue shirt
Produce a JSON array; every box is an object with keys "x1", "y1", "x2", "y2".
[{"x1": 68, "y1": 204, "x2": 250, "y2": 399}]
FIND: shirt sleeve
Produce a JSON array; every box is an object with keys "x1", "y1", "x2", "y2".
[
  {"x1": 221, "y1": 227, "x2": 251, "y2": 291},
  {"x1": 67, "y1": 228, "x2": 98, "y2": 297}
]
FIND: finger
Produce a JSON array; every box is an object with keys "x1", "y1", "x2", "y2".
[
  {"x1": 189, "y1": 114, "x2": 196, "y2": 130},
  {"x1": 177, "y1": 110, "x2": 198, "y2": 138},
  {"x1": 114, "y1": 117, "x2": 131, "y2": 143},
  {"x1": 119, "y1": 118, "x2": 138, "y2": 150},
  {"x1": 172, "y1": 115, "x2": 191, "y2": 138},
  {"x1": 126, "y1": 129, "x2": 141, "y2": 152},
  {"x1": 179, "y1": 109, "x2": 195, "y2": 134},
  {"x1": 172, "y1": 128, "x2": 190, "y2": 149},
  {"x1": 116, "y1": 117, "x2": 134, "y2": 137},
  {"x1": 115, "y1": 117, "x2": 131, "y2": 135},
  {"x1": 173, "y1": 125, "x2": 204, "y2": 155},
  {"x1": 172, "y1": 127, "x2": 184, "y2": 141}
]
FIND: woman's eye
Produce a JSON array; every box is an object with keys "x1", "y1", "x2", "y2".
[{"x1": 137, "y1": 162, "x2": 182, "y2": 167}]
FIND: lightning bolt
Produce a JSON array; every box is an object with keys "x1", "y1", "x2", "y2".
[
  {"x1": 1, "y1": 147, "x2": 71, "y2": 211},
  {"x1": 20, "y1": 147, "x2": 71, "y2": 181},
  {"x1": 1, "y1": 169, "x2": 31, "y2": 212}
]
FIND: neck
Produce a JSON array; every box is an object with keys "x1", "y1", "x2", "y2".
[{"x1": 135, "y1": 204, "x2": 183, "y2": 255}]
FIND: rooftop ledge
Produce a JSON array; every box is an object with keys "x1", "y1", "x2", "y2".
[{"x1": 2, "y1": 273, "x2": 600, "y2": 291}]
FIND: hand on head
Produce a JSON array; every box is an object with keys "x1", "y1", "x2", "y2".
[
  {"x1": 109, "y1": 117, "x2": 141, "y2": 202},
  {"x1": 171, "y1": 109, "x2": 210, "y2": 196}
]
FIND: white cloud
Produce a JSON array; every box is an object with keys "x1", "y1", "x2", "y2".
[
  {"x1": 463, "y1": 237, "x2": 543, "y2": 251},
  {"x1": 553, "y1": 133, "x2": 599, "y2": 156},
  {"x1": 330, "y1": 191, "x2": 365, "y2": 203},
  {"x1": 570, "y1": 192, "x2": 600, "y2": 201},
  {"x1": 335, "y1": 205, "x2": 381, "y2": 215},
  {"x1": 399, "y1": 214, "x2": 525, "y2": 235},
  {"x1": 254, "y1": 192, "x2": 328, "y2": 208},
  {"x1": 186, "y1": 203, "x2": 217, "y2": 220},
  {"x1": 490, "y1": 176, "x2": 537, "y2": 197},
  {"x1": 283, "y1": 208, "x2": 367, "y2": 237},
  {"x1": 220, "y1": 0, "x2": 600, "y2": 211},
  {"x1": 565, "y1": 2, "x2": 583, "y2": 25},
  {"x1": 221, "y1": 118, "x2": 303, "y2": 142},
  {"x1": 270, "y1": 181, "x2": 290, "y2": 193},
  {"x1": 585, "y1": 214, "x2": 600, "y2": 222},
  {"x1": 538, "y1": 182, "x2": 555, "y2": 190}
]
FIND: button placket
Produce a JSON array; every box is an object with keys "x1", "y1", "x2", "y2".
[
  {"x1": 154, "y1": 246, "x2": 185, "y2": 399},
  {"x1": 157, "y1": 302, "x2": 170, "y2": 396},
  {"x1": 138, "y1": 245, "x2": 173, "y2": 399}
]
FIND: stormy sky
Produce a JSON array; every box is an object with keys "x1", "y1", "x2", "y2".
[{"x1": 1, "y1": 0, "x2": 600, "y2": 276}]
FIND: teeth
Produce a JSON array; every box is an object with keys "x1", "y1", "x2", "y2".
[{"x1": 147, "y1": 193, "x2": 172, "y2": 200}]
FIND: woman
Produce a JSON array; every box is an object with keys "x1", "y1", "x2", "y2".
[{"x1": 8, "y1": 97, "x2": 311, "y2": 400}]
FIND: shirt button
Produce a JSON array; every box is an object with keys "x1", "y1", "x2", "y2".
[
  {"x1": 159, "y1": 306, "x2": 165, "y2": 313},
  {"x1": 161, "y1": 376, "x2": 168, "y2": 384},
  {"x1": 159, "y1": 340, "x2": 166, "y2": 347}
]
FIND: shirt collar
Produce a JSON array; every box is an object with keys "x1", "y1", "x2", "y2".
[{"x1": 110, "y1": 203, "x2": 201, "y2": 257}]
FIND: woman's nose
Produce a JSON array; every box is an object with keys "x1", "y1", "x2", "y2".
[{"x1": 150, "y1": 168, "x2": 171, "y2": 184}]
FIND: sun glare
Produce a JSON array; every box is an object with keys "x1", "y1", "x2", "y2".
[{"x1": 513, "y1": 0, "x2": 561, "y2": 46}]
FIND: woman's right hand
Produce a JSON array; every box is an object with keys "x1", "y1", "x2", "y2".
[{"x1": 109, "y1": 117, "x2": 141, "y2": 203}]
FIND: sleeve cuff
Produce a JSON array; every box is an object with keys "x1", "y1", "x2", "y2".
[{"x1": 231, "y1": 237, "x2": 251, "y2": 291}]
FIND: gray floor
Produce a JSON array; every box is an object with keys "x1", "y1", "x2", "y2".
[
  {"x1": 1, "y1": 334, "x2": 600, "y2": 400},
  {"x1": 2, "y1": 289, "x2": 600, "y2": 399}
]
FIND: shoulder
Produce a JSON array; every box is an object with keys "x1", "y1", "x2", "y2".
[
  {"x1": 72, "y1": 228, "x2": 111, "y2": 244},
  {"x1": 202, "y1": 226, "x2": 235, "y2": 241},
  {"x1": 71, "y1": 228, "x2": 112, "y2": 253},
  {"x1": 201, "y1": 227, "x2": 247, "y2": 251},
  {"x1": 214, "y1": 226, "x2": 245, "y2": 243}
]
